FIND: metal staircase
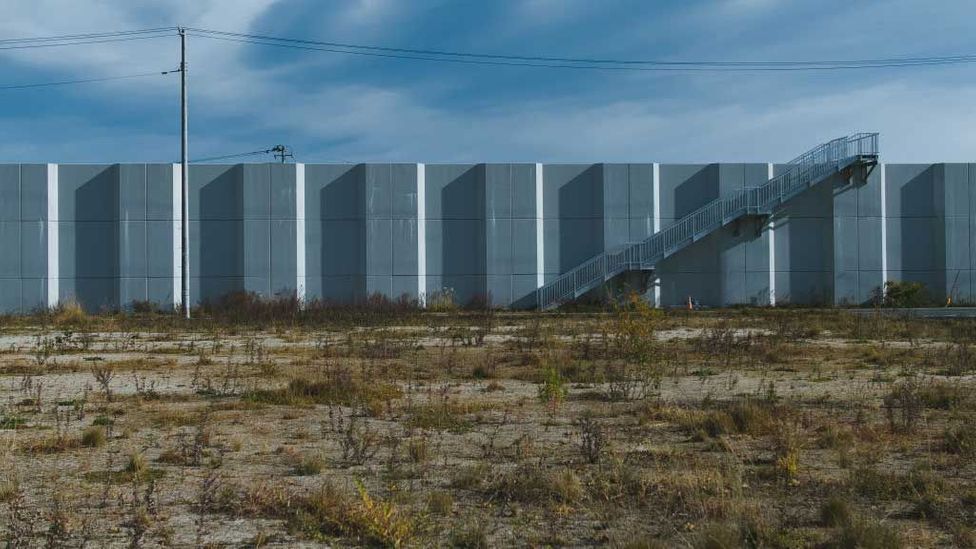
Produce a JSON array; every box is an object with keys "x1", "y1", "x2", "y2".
[{"x1": 536, "y1": 132, "x2": 879, "y2": 310}]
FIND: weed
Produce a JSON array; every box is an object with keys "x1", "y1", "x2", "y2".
[
  {"x1": 820, "y1": 496, "x2": 853, "y2": 527},
  {"x1": 537, "y1": 362, "x2": 568, "y2": 414},
  {"x1": 577, "y1": 412, "x2": 607, "y2": 464},
  {"x1": 81, "y1": 425, "x2": 106, "y2": 448}
]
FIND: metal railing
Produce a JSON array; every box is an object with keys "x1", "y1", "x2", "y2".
[{"x1": 536, "y1": 133, "x2": 878, "y2": 309}]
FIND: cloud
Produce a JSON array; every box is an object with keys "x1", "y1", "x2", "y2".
[{"x1": 0, "y1": 1, "x2": 973, "y2": 164}]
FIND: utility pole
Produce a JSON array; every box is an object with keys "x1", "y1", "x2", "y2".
[{"x1": 180, "y1": 27, "x2": 190, "y2": 319}]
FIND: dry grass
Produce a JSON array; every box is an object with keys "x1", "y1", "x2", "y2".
[{"x1": 0, "y1": 306, "x2": 973, "y2": 546}]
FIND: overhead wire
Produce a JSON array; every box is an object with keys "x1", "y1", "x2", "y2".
[
  {"x1": 0, "y1": 70, "x2": 176, "y2": 90},
  {"x1": 185, "y1": 27, "x2": 976, "y2": 71}
]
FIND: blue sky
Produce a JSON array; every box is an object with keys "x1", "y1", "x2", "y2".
[{"x1": 1, "y1": 0, "x2": 974, "y2": 163}]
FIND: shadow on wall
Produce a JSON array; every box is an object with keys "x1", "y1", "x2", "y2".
[
  {"x1": 900, "y1": 165, "x2": 947, "y2": 294},
  {"x1": 442, "y1": 165, "x2": 486, "y2": 304},
  {"x1": 558, "y1": 165, "x2": 603, "y2": 273},
  {"x1": 199, "y1": 166, "x2": 244, "y2": 304},
  {"x1": 74, "y1": 165, "x2": 120, "y2": 312},
  {"x1": 320, "y1": 164, "x2": 366, "y2": 303}
]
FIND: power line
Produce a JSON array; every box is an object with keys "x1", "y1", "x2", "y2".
[
  {"x1": 190, "y1": 148, "x2": 277, "y2": 163},
  {"x1": 0, "y1": 27, "x2": 177, "y2": 44},
  {"x1": 0, "y1": 69, "x2": 175, "y2": 91},
  {"x1": 0, "y1": 33, "x2": 174, "y2": 51},
  {"x1": 186, "y1": 27, "x2": 976, "y2": 71}
]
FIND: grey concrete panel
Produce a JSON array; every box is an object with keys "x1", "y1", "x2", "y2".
[
  {"x1": 0, "y1": 279, "x2": 21, "y2": 313},
  {"x1": 744, "y1": 271, "x2": 772, "y2": 305},
  {"x1": 485, "y1": 164, "x2": 513, "y2": 220},
  {"x1": 118, "y1": 221, "x2": 147, "y2": 277},
  {"x1": 658, "y1": 164, "x2": 715, "y2": 220},
  {"x1": 191, "y1": 165, "x2": 243, "y2": 221},
  {"x1": 629, "y1": 217, "x2": 654, "y2": 242},
  {"x1": 191, "y1": 219, "x2": 244, "y2": 302},
  {"x1": 857, "y1": 166, "x2": 883, "y2": 218},
  {"x1": 832, "y1": 176, "x2": 860, "y2": 219},
  {"x1": 885, "y1": 164, "x2": 936, "y2": 218},
  {"x1": 0, "y1": 165, "x2": 19, "y2": 221},
  {"x1": 22, "y1": 278, "x2": 46, "y2": 312},
  {"x1": 147, "y1": 277, "x2": 173, "y2": 306},
  {"x1": 945, "y1": 215, "x2": 971, "y2": 271},
  {"x1": 146, "y1": 164, "x2": 174, "y2": 221},
  {"x1": 486, "y1": 275, "x2": 513, "y2": 307},
  {"x1": 190, "y1": 277, "x2": 244, "y2": 305},
  {"x1": 935, "y1": 164, "x2": 969, "y2": 218},
  {"x1": 365, "y1": 276, "x2": 392, "y2": 298},
  {"x1": 858, "y1": 270, "x2": 884, "y2": 303},
  {"x1": 833, "y1": 269, "x2": 860, "y2": 305},
  {"x1": 424, "y1": 164, "x2": 480, "y2": 220},
  {"x1": 0, "y1": 222, "x2": 20, "y2": 278},
  {"x1": 543, "y1": 164, "x2": 602, "y2": 219},
  {"x1": 242, "y1": 165, "x2": 271, "y2": 220},
  {"x1": 543, "y1": 218, "x2": 603, "y2": 275},
  {"x1": 628, "y1": 164, "x2": 654, "y2": 233},
  {"x1": 511, "y1": 164, "x2": 537, "y2": 219},
  {"x1": 60, "y1": 278, "x2": 116, "y2": 312},
  {"x1": 390, "y1": 275, "x2": 418, "y2": 300},
  {"x1": 833, "y1": 216, "x2": 860, "y2": 273},
  {"x1": 774, "y1": 270, "x2": 832, "y2": 305},
  {"x1": 718, "y1": 163, "x2": 745, "y2": 194},
  {"x1": 119, "y1": 164, "x2": 147, "y2": 221},
  {"x1": 311, "y1": 220, "x2": 365, "y2": 276},
  {"x1": 659, "y1": 272, "x2": 720, "y2": 307},
  {"x1": 244, "y1": 276, "x2": 270, "y2": 296},
  {"x1": 391, "y1": 218, "x2": 418, "y2": 276},
  {"x1": 146, "y1": 221, "x2": 173, "y2": 278},
  {"x1": 775, "y1": 167, "x2": 833, "y2": 218},
  {"x1": 743, "y1": 222, "x2": 770, "y2": 272},
  {"x1": 20, "y1": 221, "x2": 46, "y2": 278},
  {"x1": 58, "y1": 165, "x2": 118, "y2": 222},
  {"x1": 604, "y1": 217, "x2": 630, "y2": 249},
  {"x1": 511, "y1": 275, "x2": 538, "y2": 309},
  {"x1": 602, "y1": 164, "x2": 630, "y2": 219},
  {"x1": 425, "y1": 274, "x2": 485, "y2": 305},
  {"x1": 243, "y1": 219, "x2": 271, "y2": 282},
  {"x1": 366, "y1": 218, "x2": 393, "y2": 276},
  {"x1": 486, "y1": 217, "x2": 512, "y2": 276},
  {"x1": 427, "y1": 219, "x2": 485, "y2": 275},
  {"x1": 305, "y1": 164, "x2": 364, "y2": 220},
  {"x1": 744, "y1": 163, "x2": 770, "y2": 187},
  {"x1": 119, "y1": 277, "x2": 147, "y2": 306},
  {"x1": 270, "y1": 219, "x2": 297, "y2": 294},
  {"x1": 60, "y1": 222, "x2": 117, "y2": 278},
  {"x1": 270, "y1": 164, "x2": 297, "y2": 220},
  {"x1": 888, "y1": 217, "x2": 942, "y2": 272},
  {"x1": 365, "y1": 165, "x2": 391, "y2": 219},
  {"x1": 20, "y1": 164, "x2": 49, "y2": 221},
  {"x1": 391, "y1": 164, "x2": 418, "y2": 220},
  {"x1": 773, "y1": 217, "x2": 833, "y2": 272},
  {"x1": 511, "y1": 219, "x2": 538, "y2": 275},
  {"x1": 856, "y1": 217, "x2": 883, "y2": 271},
  {"x1": 306, "y1": 276, "x2": 365, "y2": 303}
]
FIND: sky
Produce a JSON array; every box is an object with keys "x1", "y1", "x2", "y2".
[{"x1": 0, "y1": 0, "x2": 974, "y2": 163}]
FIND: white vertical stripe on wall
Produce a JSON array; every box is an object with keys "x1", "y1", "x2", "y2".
[
  {"x1": 652, "y1": 163, "x2": 661, "y2": 308},
  {"x1": 880, "y1": 163, "x2": 887, "y2": 291},
  {"x1": 46, "y1": 164, "x2": 59, "y2": 308},
  {"x1": 417, "y1": 164, "x2": 427, "y2": 306},
  {"x1": 296, "y1": 163, "x2": 306, "y2": 305},
  {"x1": 535, "y1": 163, "x2": 545, "y2": 290},
  {"x1": 767, "y1": 163, "x2": 776, "y2": 306},
  {"x1": 172, "y1": 164, "x2": 183, "y2": 310}
]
